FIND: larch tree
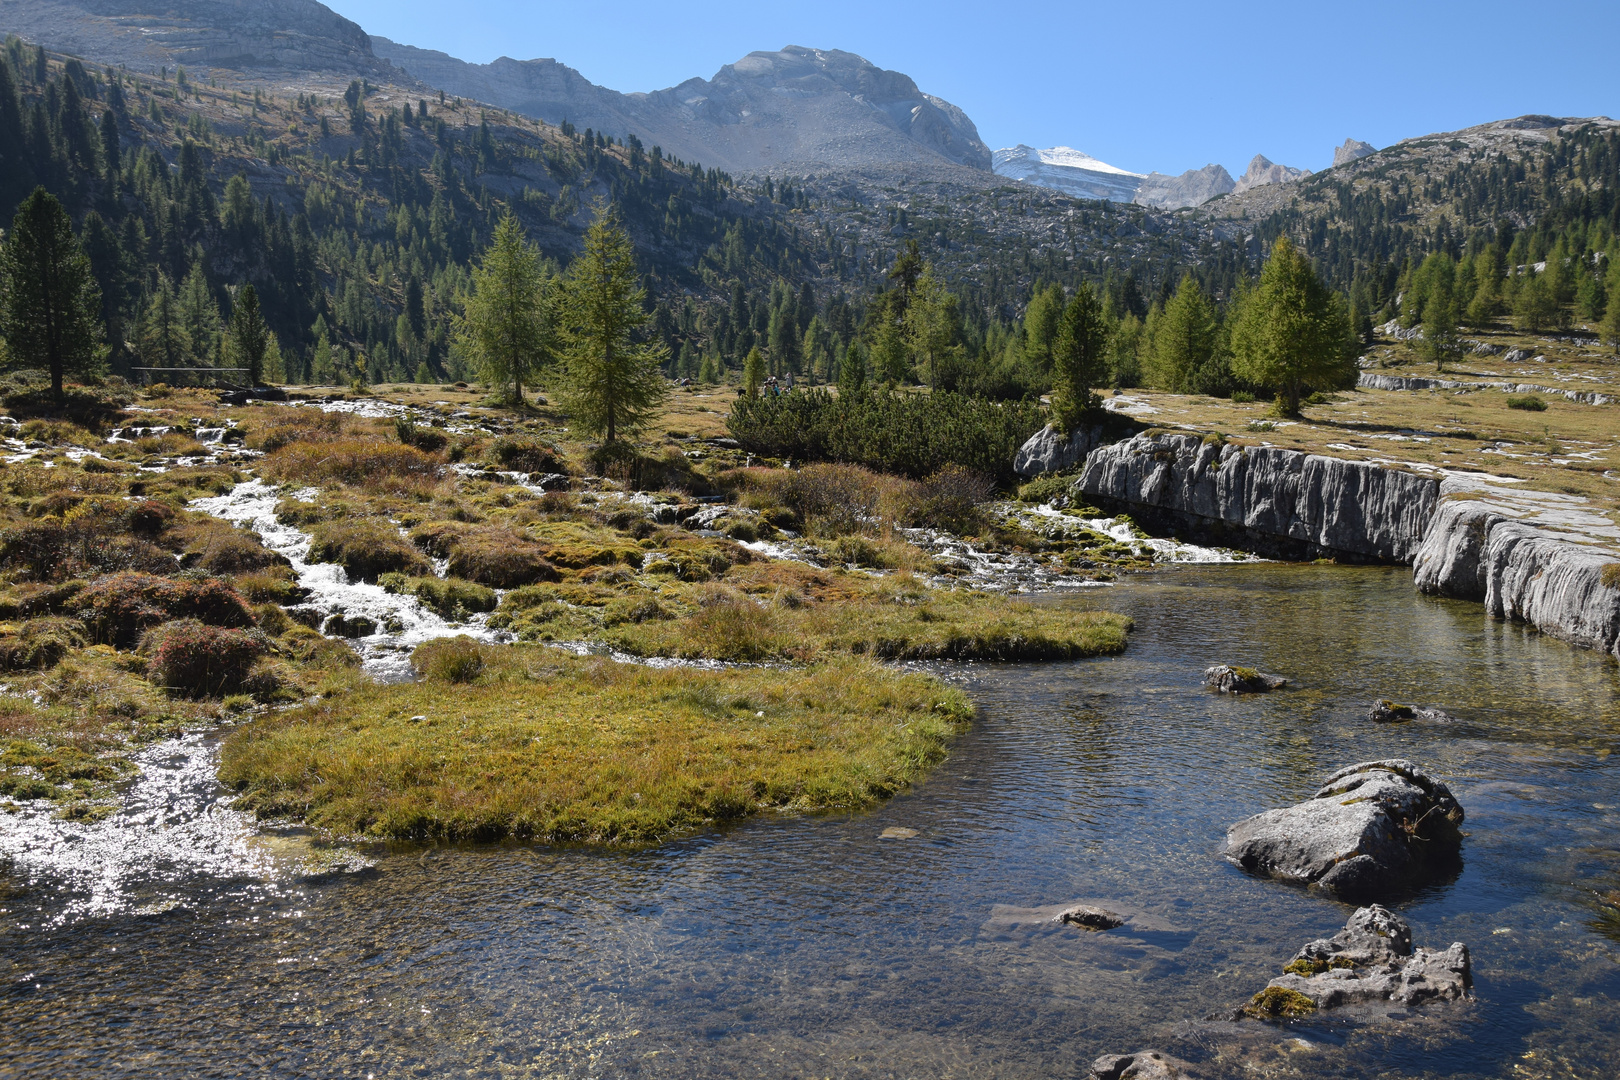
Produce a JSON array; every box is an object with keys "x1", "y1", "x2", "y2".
[
  {"x1": 1228, "y1": 237, "x2": 1355, "y2": 417},
  {"x1": 0, "y1": 187, "x2": 103, "y2": 402},
  {"x1": 1145, "y1": 275, "x2": 1217, "y2": 392},
  {"x1": 904, "y1": 269, "x2": 956, "y2": 390},
  {"x1": 742, "y1": 346, "x2": 766, "y2": 397},
  {"x1": 455, "y1": 213, "x2": 553, "y2": 404},
  {"x1": 1048, "y1": 282, "x2": 1111, "y2": 431},
  {"x1": 138, "y1": 274, "x2": 191, "y2": 371},
  {"x1": 556, "y1": 203, "x2": 668, "y2": 443}
]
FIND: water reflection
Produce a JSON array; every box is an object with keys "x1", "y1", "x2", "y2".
[{"x1": 2, "y1": 564, "x2": 1618, "y2": 1078}]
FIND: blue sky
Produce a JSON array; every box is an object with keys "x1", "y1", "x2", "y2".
[{"x1": 333, "y1": 0, "x2": 1618, "y2": 177}]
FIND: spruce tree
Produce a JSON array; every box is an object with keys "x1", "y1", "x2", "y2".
[
  {"x1": 1146, "y1": 276, "x2": 1216, "y2": 392},
  {"x1": 1228, "y1": 237, "x2": 1355, "y2": 417},
  {"x1": 0, "y1": 187, "x2": 103, "y2": 401},
  {"x1": 556, "y1": 203, "x2": 667, "y2": 443},
  {"x1": 1049, "y1": 282, "x2": 1110, "y2": 430},
  {"x1": 455, "y1": 213, "x2": 552, "y2": 404},
  {"x1": 228, "y1": 283, "x2": 270, "y2": 385},
  {"x1": 178, "y1": 262, "x2": 221, "y2": 362}
]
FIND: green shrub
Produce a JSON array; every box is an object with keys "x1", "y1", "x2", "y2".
[
  {"x1": 727, "y1": 389, "x2": 1045, "y2": 484},
  {"x1": 308, "y1": 520, "x2": 432, "y2": 582},
  {"x1": 1231, "y1": 390, "x2": 1256, "y2": 404},
  {"x1": 412, "y1": 636, "x2": 488, "y2": 683},
  {"x1": 142, "y1": 619, "x2": 269, "y2": 697},
  {"x1": 1017, "y1": 473, "x2": 1077, "y2": 504},
  {"x1": 1506, "y1": 395, "x2": 1547, "y2": 411},
  {"x1": 76, "y1": 572, "x2": 256, "y2": 647}
]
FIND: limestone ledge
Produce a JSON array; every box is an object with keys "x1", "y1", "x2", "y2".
[{"x1": 1073, "y1": 431, "x2": 1620, "y2": 661}]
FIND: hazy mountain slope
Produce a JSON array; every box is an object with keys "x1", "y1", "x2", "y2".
[
  {"x1": 991, "y1": 145, "x2": 1143, "y2": 203},
  {"x1": 1231, "y1": 154, "x2": 1311, "y2": 194},
  {"x1": 372, "y1": 40, "x2": 991, "y2": 175},
  {"x1": 1, "y1": 0, "x2": 390, "y2": 74},
  {"x1": 1135, "y1": 164, "x2": 1236, "y2": 210}
]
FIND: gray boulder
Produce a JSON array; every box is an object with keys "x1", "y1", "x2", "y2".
[
  {"x1": 1247, "y1": 905, "x2": 1470, "y2": 1016},
  {"x1": 1089, "y1": 1050, "x2": 1197, "y2": 1080},
  {"x1": 1368, "y1": 699, "x2": 1456, "y2": 723},
  {"x1": 1223, "y1": 760, "x2": 1464, "y2": 900},
  {"x1": 1203, "y1": 665, "x2": 1287, "y2": 693},
  {"x1": 1013, "y1": 424, "x2": 1107, "y2": 478}
]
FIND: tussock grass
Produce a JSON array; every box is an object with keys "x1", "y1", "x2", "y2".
[
  {"x1": 219, "y1": 647, "x2": 972, "y2": 844},
  {"x1": 261, "y1": 439, "x2": 443, "y2": 489}
]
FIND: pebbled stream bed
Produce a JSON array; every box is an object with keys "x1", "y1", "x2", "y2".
[{"x1": 2, "y1": 563, "x2": 1618, "y2": 1078}]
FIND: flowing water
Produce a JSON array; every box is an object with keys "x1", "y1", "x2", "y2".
[{"x1": 4, "y1": 564, "x2": 1619, "y2": 1078}]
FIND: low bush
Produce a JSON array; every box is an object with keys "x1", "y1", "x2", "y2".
[
  {"x1": 487, "y1": 434, "x2": 563, "y2": 474},
  {"x1": 728, "y1": 388, "x2": 1046, "y2": 485},
  {"x1": 1506, "y1": 394, "x2": 1547, "y2": 411},
  {"x1": 1016, "y1": 472, "x2": 1078, "y2": 504},
  {"x1": 432, "y1": 527, "x2": 560, "y2": 588},
  {"x1": 252, "y1": 411, "x2": 346, "y2": 452},
  {"x1": 178, "y1": 523, "x2": 288, "y2": 574},
  {"x1": 141, "y1": 618, "x2": 268, "y2": 698},
  {"x1": 394, "y1": 418, "x2": 449, "y2": 452},
  {"x1": 307, "y1": 520, "x2": 432, "y2": 582},
  {"x1": 262, "y1": 439, "x2": 443, "y2": 488},
  {"x1": 0, "y1": 514, "x2": 175, "y2": 582},
  {"x1": 76, "y1": 572, "x2": 256, "y2": 647},
  {"x1": 2, "y1": 385, "x2": 131, "y2": 431},
  {"x1": 232, "y1": 569, "x2": 305, "y2": 604},
  {"x1": 278, "y1": 625, "x2": 360, "y2": 668},
  {"x1": 412, "y1": 636, "x2": 488, "y2": 683}
]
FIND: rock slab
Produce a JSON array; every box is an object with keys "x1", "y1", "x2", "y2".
[
  {"x1": 1368, "y1": 699, "x2": 1455, "y2": 723},
  {"x1": 1254, "y1": 904, "x2": 1471, "y2": 1012},
  {"x1": 1223, "y1": 760, "x2": 1464, "y2": 900},
  {"x1": 1089, "y1": 1049, "x2": 1197, "y2": 1080}
]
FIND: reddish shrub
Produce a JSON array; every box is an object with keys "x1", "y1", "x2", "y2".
[
  {"x1": 142, "y1": 619, "x2": 268, "y2": 698},
  {"x1": 76, "y1": 572, "x2": 256, "y2": 647}
]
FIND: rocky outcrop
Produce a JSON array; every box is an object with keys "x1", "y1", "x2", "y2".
[
  {"x1": 1333, "y1": 139, "x2": 1377, "y2": 167},
  {"x1": 1057, "y1": 904, "x2": 1126, "y2": 930},
  {"x1": 1413, "y1": 496, "x2": 1620, "y2": 660},
  {"x1": 1368, "y1": 699, "x2": 1456, "y2": 723},
  {"x1": 1134, "y1": 164, "x2": 1236, "y2": 210},
  {"x1": 1358, "y1": 371, "x2": 1618, "y2": 405},
  {"x1": 1075, "y1": 432, "x2": 1439, "y2": 562},
  {"x1": 1089, "y1": 1050, "x2": 1197, "y2": 1080},
  {"x1": 1203, "y1": 665, "x2": 1286, "y2": 693},
  {"x1": 1247, "y1": 905, "x2": 1471, "y2": 1015},
  {"x1": 1231, "y1": 154, "x2": 1310, "y2": 195},
  {"x1": 1223, "y1": 760, "x2": 1464, "y2": 900},
  {"x1": 1012, "y1": 424, "x2": 1111, "y2": 477}
]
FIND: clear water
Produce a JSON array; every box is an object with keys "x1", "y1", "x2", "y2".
[{"x1": 3, "y1": 564, "x2": 1618, "y2": 1078}]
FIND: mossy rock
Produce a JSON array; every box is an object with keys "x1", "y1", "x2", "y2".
[
  {"x1": 308, "y1": 520, "x2": 432, "y2": 582},
  {"x1": 1244, "y1": 986, "x2": 1317, "y2": 1018}
]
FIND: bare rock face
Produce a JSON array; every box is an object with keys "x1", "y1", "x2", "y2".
[
  {"x1": 1134, "y1": 164, "x2": 1236, "y2": 209},
  {"x1": 1245, "y1": 905, "x2": 1471, "y2": 1016},
  {"x1": 1231, "y1": 154, "x2": 1311, "y2": 195},
  {"x1": 1203, "y1": 665, "x2": 1287, "y2": 693},
  {"x1": 1089, "y1": 1050, "x2": 1198, "y2": 1080},
  {"x1": 1223, "y1": 760, "x2": 1465, "y2": 900},
  {"x1": 1333, "y1": 138, "x2": 1377, "y2": 166}
]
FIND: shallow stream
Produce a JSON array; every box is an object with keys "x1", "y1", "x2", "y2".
[{"x1": 4, "y1": 564, "x2": 1619, "y2": 1078}]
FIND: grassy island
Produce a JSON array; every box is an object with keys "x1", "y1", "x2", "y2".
[{"x1": 220, "y1": 645, "x2": 973, "y2": 844}]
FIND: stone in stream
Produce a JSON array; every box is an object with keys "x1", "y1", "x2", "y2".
[
  {"x1": 1088, "y1": 1049, "x2": 1199, "y2": 1079},
  {"x1": 1243, "y1": 904, "x2": 1471, "y2": 1017},
  {"x1": 1203, "y1": 665, "x2": 1287, "y2": 693},
  {"x1": 1368, "y1": 699, "x2": 1457, "y2": 723},
  {"x1": 1223, "y1": 760, "x2": 1464, "y2": 900},
  {"x1": 1056, "y1": 904, "x2": 1126, "y2": 931}
]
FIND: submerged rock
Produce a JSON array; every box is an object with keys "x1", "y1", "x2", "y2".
[
  {"x1": 1203, "y1": 665, "x2": 1287, "y2": 693},
  {"x1": 1245, "y1": 905, "x2": 1470, "y2": 1016},
  {"x1": 1089, "y1": 1049, "x2": 1198, "y2": 1079},
  {"x1": 1056, "y1": 904, "x2": 1126, "y2": 931},
  {"x1": 1223, "y1": 760, "x2": 1464, "y2": 900},
  {"x1": 324, "y1": 613, "x2": 378, "y2": 638},
  {"x1": 1368, "y1": 699, "x2": 1456, "y2": 723}
]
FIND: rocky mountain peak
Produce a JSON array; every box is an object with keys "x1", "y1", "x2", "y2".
[
  {"x1": 1333, "y1": 138, "x2": 1377, "y2": 166},
  {"x1": 1232, "y1": 154, "x2": 1311, "y2": 195}
]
